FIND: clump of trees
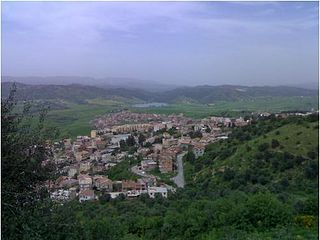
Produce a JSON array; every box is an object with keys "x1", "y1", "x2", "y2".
[
  {"x1": 2, "y1": 84, "x2": 58, "y2": 239},
  {"x1": 189, "y1": 130, "x2": 203, "y2": 139}
]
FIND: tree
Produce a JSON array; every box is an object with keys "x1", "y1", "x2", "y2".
[
  {"x1": 258, "y1": 142, "x2": 269, "y2": 152},
  {"x1": 307, "y1": 151, "x2": 316, "y2": 160},
  {"x1": 138, "y1": 133, "x2": 146, "y2": 146},
  {"x1": 271, "y1": 139, "x2": 280, "y2": 148},
  {"x1": 2, "y1": 84, "x2": 57, "y2": 239},
  {"x1": 100, "y1": 193, "x2": 111, "y2": 203},
  {"x1": 184, "y1": 151, "x2": 196, "y2": 163},
  {"x1": 237, "y1": 193, "x2": 292, "y2": 230},
  {"x1": 190, "y1": 130, "x2": 203, "y2": 139},
  {"x1": 126, "y1": 135, "x2": 136, "y2": 146},
  {"x1": 120, "y1": 139, "x2": 127, "y2": 151},
  {"x1": 144, "y1": 142, "x2": 152, "y2": 148},
  {"x1": 305, "y1": 161, "x2": 318, "y2": 179}
]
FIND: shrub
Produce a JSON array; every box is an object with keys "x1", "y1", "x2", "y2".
[
  {"x1": 271, "y1": 139, "x2": 280, "y2": 148},
  {"x1": 295, "y1": 155, "x2": 305, "y2": 165},
  {"x1": 223, "y1": 168, "x2": 236, "y2": 181},
  {"x1": 305, "y1": 161, "x2": 318, "y2": 179},
  {"x1": 307, "y1": 151, "x2": 316, "y2": 160},
  {"x1": 237, "y1": 193, "x2": 292, "y2": 230},
  {"x1": 258, "y1": 143, "x2": 269, "y2": 152},
  {"x1": 294, "y1": 198, "x2": 318, "y2": 215},
  {"x1": 294, "y1": 215, "x2": 318, "y2": 228},
  {"x1": 280, "y1": 178, "x2": 289, "y2": 188}
]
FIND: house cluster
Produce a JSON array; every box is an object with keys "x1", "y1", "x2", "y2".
[
  {"x1": 50, "y1": 112, "x2": 250, "y2": 203},
  {"x1": 50, "y1": 173, "x2": 167, "y2": 202}
]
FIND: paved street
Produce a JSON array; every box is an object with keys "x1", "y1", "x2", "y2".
[
  {"x1": 172, "y1": 152, "x2": 186, "y2": 188},
  {"x1": 131, "y1": 152, "x2": 186, "y2": 190},
  {"x1": 131, "y1": 165, "x2": 176, "y2": 192}
]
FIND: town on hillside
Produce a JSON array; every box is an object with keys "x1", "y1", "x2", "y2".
[{"x1": 47, "y1": 110, "x2": 315, "y2": 203}]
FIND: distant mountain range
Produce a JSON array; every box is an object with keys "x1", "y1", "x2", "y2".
[
  {"x1": 2, "y1": 81, "x2": 318, "y2": 105},
  {"x1": 2, "y1": 76, "x2": 177, "y2": 92}
]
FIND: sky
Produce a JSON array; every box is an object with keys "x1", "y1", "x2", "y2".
[{"x1": 2, "y1": 1, "x2": 319, "y2": 86}]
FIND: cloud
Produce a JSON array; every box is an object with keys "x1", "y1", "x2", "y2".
[{"x1": 2, "y1": 2, "x2": 318, "y2": 85}]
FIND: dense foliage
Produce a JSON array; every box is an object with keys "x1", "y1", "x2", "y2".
[{"x1": 1, "y1": 84, "x2": 58, "y2": 239}]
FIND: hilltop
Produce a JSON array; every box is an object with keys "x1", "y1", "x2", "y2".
[{"x1": 2, "y1": 82, "x2": 318, "y2": 104}]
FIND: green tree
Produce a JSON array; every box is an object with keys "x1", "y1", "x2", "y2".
[
  {"x1": 138, "y1": 133, "x2": 146, "y2": 146},
  {"x1": 120, "y1": 139, "x2": 127, "y2": 151},
  {"x1": 1, "y1": 84, "x2": 58, "y2": 239},
  {"x1": 126, "y1": 135, "x2": 136, "y2": 146},
  {"x1": 237, "y1": 193, "x2": 292, "y2": 230},
  {"x1": 271, "y1": 139, "x2": 280, "y2": 148},
  {"x1": 184, "y1": 151, "x2": 196, "y2": 163}
]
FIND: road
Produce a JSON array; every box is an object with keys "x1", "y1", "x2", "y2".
[
  {"x1": 131, "y1": 152, "x2": 186, "y2": 191},
  {"x1": 172, "y1": 152, "x2": 186, "y2": 188},
  {"x1": 131, "y1": 165, "x2": 176, "y2": 192}
]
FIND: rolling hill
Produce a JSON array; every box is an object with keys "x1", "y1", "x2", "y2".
[
  {"x1": 153, "y1": 85, "x2": 318, "y2": 103},
  {"x1": 184, "y1": 114, "x2": 318, "y2": 201},
  {"x1": 1, "y1": 82, "x2": 153, "y2": 103},
  {"x1": 2, "y1": 82, "x2": 318, "y2": 104}
]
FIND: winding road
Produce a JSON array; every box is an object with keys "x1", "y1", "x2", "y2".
[
  {"x1": 172, "y1": 152, "x2": 186, "y2": 188},
  {"x1": 131, "y1": 165, "x2": 176, "y2": 192},
  {"x1": 130, "y1": 152, "x2": 186, "y2": 191}
]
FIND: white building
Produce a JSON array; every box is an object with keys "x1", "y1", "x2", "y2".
[
  {"x1": 148, "y1": 187, "x2": 168, "y2": 198},
  {"x1": 110, "y1": 134, "x2": 130, "y2": 146},
  {"x1": 51, "y1": 188, "x2": 76, "y2": 201}
]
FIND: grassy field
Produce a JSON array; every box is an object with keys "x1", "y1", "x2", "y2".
[
  {"x1": 45, "y1": 100, "x2": 125, "y2": 138},
  {"x1": 131, "y1": 96, "x2": 318, "y2": 118},
  {"x1": 43, "y1": 96, "x2": 318, "y2": 139}
]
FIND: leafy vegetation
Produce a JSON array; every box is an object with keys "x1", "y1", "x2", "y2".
[
  {"x1": 105, "y1": 157, "x2": 140, "y2": 181},
  {"x1": 1, "y1": 84, "x2": 58, "y2": 239}
]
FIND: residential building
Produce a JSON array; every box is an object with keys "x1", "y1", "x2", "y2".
[
  {"x1": 78, "y1": 175, "x2": 92, "y2": 190},
  {"x1": 159, "y1": 155, "x2": 173, "y2": 173},
  {"x1": 79, "y1": 189, "x2": 95, "y2": 202},
  {"x1": 122, "y1": 179, "x2": 147, "y2": 192},
  {"x1": 79, "y1": 162, "x2": 91, "y2": 173},
  {"x1": 148, "y1": 187, "x2": 168, "y2": 198},
  {"x1": 94, "y1": 177, "x2": 113, "y2": 192},
  {"x1": 141, "y1": 159, "x2": 157, "y2": 171},
  {"x1": 91, "y1": 130, "x2": 97, "y2": 138}
]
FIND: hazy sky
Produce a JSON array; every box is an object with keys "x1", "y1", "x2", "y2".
[{"x1": 2, "y1": 1, "x2": 319, "y2": 86}]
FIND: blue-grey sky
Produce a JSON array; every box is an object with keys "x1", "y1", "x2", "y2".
[{"x1": 2, "y1": 1, "x2": 319, "y2": 86}]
